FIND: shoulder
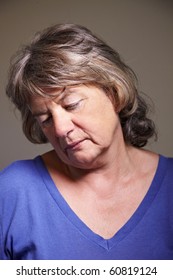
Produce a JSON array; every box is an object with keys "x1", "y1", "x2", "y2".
[
  {"x1": 1, "y1": 157, "x2": 38, "y2": 178},
  {"x1": 157, "y1": 155, "x2": 173, "y2": 201},
  {"x1": 160, "y1": 154, "x2": 173, "y2": 171},
  {"x1": 0, "y1": 156, "x2": 43, "y2": 194},
  {"x1": 161, "y1": 155, "x2": 173, "y2": 182},
  {"x1": 0, "y1": 156, "x2": 46, "y2": 218},
  {"x1": 166, "y1": 156, "x2": 173, "y2": 166}
]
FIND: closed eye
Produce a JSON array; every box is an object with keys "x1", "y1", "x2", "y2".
[
  {"x1": 64, "y1": 99, "x2": 83, "y2": 111},
  {"x1": 41, "y1": 115, "x2": 53, "y2": 127}
]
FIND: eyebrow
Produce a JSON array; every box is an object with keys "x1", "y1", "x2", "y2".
[
  {"x1": 31, "y1": 86, "x2": 81, "y2": 117},
  {"x1": 32, "y1": 110, "x2": 50, "y2": 117}
]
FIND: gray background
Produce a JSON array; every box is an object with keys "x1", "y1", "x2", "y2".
[{"x1": 0, "y1": 0, "x2": 173, "y2": 170}]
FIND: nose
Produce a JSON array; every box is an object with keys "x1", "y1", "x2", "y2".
[{"x1": 53, "y1": 107, "x2": 74, "y2": 138}]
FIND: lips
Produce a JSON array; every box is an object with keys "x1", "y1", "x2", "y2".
[{"x1": 65, "y1": 139, "x2": 86, "y2": 152}]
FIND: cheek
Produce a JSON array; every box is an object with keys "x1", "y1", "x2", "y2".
[
  {"x1": 83, "y1": 115, "x2": 118, "y2": 145},
  {"x1": 41, "y1": 128, "x2": 57, "y2": 146},
  {"x1": 99, "y1": 114, "x2": 120, "y2": 142},
  {"x1": 94, "y1": 109, "x2": 118, "y2": 130}
]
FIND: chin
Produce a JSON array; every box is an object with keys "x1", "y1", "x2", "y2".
[
  {"x1": 58, "y1": 149, "x2": 104, "y2": 169},
  {"x1": 67, "y1": 155, "x2": 103, "y2": 170}
]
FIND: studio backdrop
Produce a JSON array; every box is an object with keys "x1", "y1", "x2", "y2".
[{"x1": 0, "y1": 0, "x2": 173, "y2": 169}]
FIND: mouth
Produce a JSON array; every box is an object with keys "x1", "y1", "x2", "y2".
[{"x1": 65, "y1": 139, "x2": 86, "y2": 152}]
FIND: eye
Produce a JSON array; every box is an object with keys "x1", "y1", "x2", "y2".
[
  {"x1": 41, "y1": 116, "x2": 53, "y2": 127},
  {"x1": 64, "y1": 99, "x2": 83, "y2": 111}
]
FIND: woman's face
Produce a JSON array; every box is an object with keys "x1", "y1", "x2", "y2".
[{"x1": 30, "y1": 84, "x2": 123, "y2": 169}]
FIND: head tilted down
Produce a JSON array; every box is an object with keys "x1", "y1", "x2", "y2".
[{"x1": 6, "y1": 23, "x2": 156, "y2": 147}]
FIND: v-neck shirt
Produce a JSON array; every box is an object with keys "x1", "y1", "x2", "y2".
[{"x1": 0, "y1": 155, "x2": 173, "y2": 259}]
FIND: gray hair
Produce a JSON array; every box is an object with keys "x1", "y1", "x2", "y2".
[{"x1": 6, "y1": 23, "x2": 157, "y2": 147}]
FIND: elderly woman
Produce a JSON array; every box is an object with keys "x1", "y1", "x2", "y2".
[{"x1": 0, "y1": 24, "x2": 173, "y2": 260}]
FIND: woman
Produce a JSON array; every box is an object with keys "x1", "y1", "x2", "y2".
[{"x1": 0, "y1": 23, "x2": 173, "y2": 260}]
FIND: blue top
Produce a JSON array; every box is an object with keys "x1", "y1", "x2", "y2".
[{"x1": 0, "y1": 155, "x2": 173, "y2": 260}]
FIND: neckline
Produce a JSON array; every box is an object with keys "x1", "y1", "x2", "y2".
[{"x1": 35, "y1": 154, "x2": 168, "y2": 250}]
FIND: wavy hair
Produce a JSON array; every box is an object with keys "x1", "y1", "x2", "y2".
[{"x1": 6, "y1": 23, "x2": 157, "y2": 147}]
